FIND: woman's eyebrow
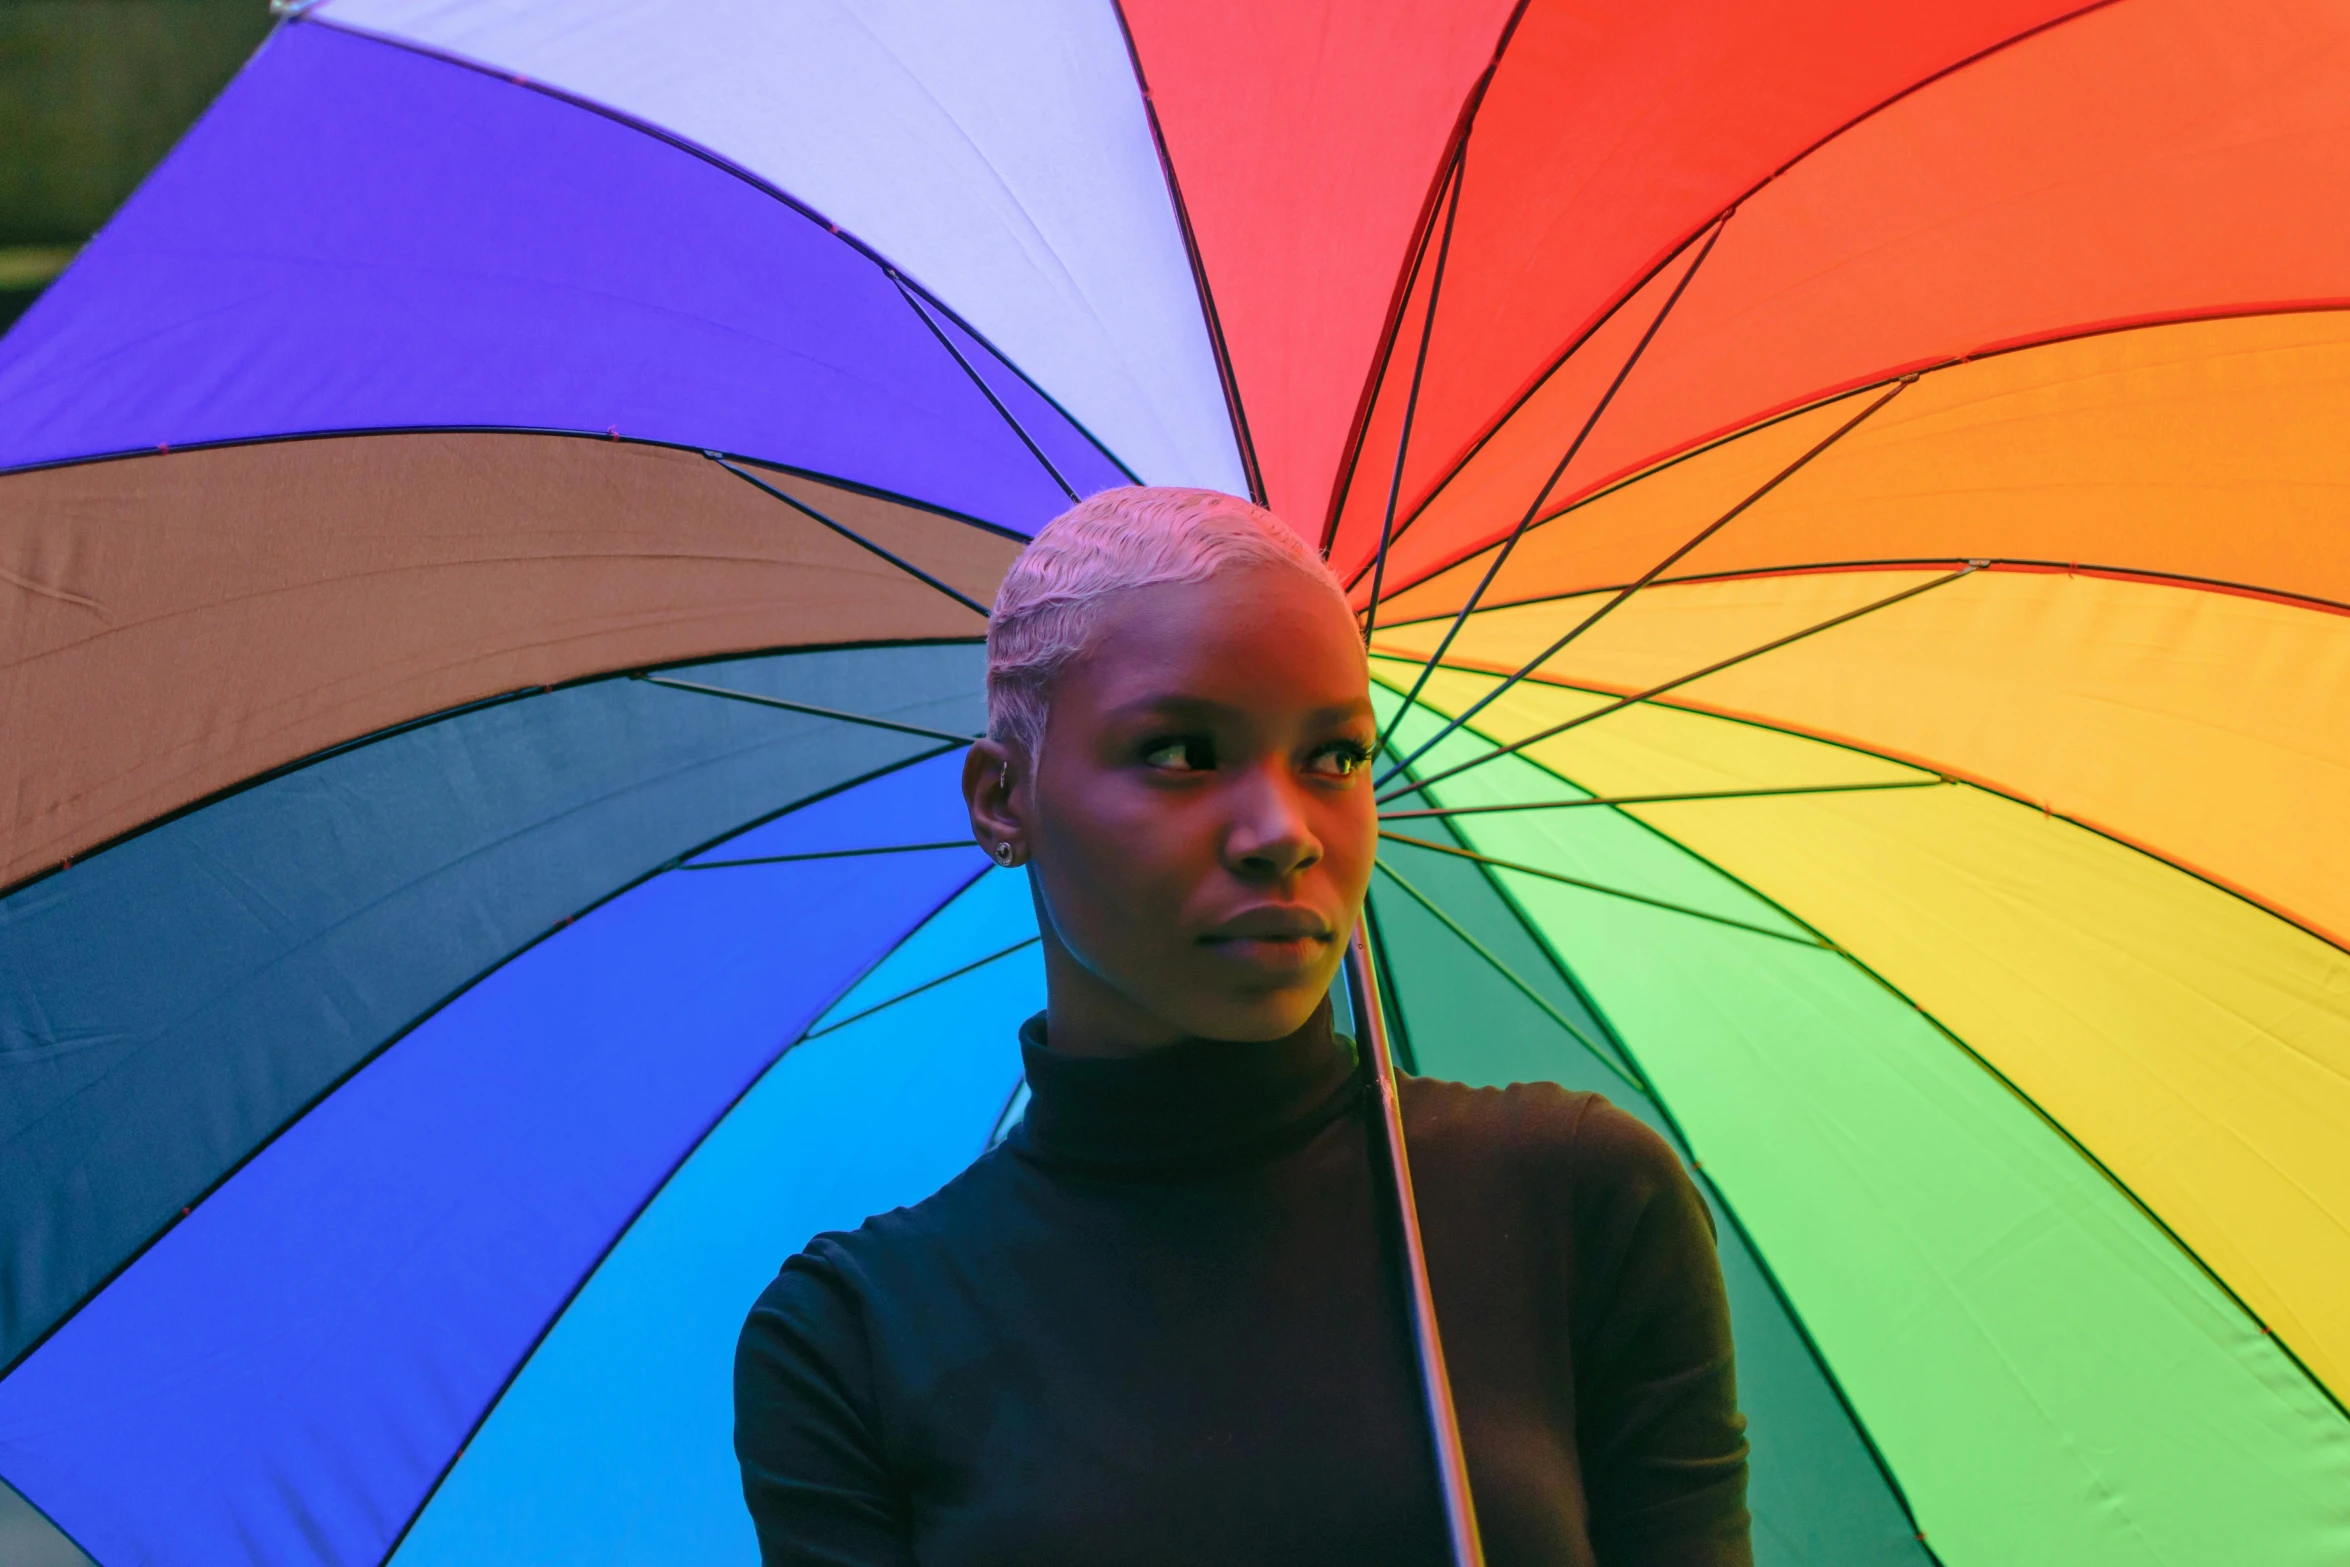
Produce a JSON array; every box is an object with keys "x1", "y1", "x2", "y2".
[
  {"x1": 1102, "y1": 693, "x2": 1237, "y2": 723},
  {"x1": 1104, "y1": 695, "x2": 1374, "y2": 726}
]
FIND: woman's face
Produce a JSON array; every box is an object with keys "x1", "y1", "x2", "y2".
[{"x1": 965, "y1": 562, "x2": 1378, "y2": 1053}]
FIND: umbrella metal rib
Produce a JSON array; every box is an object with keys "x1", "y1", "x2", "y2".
[
  {"x1": 705, "y1": 453, "x2": 995, "y2": 617},
  {"x1": 1361, "y1": 143, "x2": 1468, "y2": 653},
  {"x1": 631, "y1": 672, "x2": 983, "y2": 744},
  {"x1": 1377, "y1": 777, "x2": 1951, "y2": 820},
  {"x1": 1375, "y1": 373, "x2": 1917, "y2": 789},
  {"x1": 678, "y1": 841, "x2": 978, "y2": 870},
  {"x1": 801, "y1": 934, "x2": 1044, "y2": 1043},
  {"x1": 1379, "y1": 830, "x2": 1825, "y2": 948},
  {"x1": 1378, "y1": 562, "x2": 1984, "y2": 803},
  {"x1": 1370, "y1": 858, "x2": 1648, "y2": 1097},
  {"x1": 886, "y1": 271, "x2": 1083, "y2": 504},
  {"x1": 1373, "y1": 213, "x2": 1732, "y2": 750}
]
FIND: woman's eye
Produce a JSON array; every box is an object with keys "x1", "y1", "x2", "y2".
[
  {"x1": 1305, "y1": 742, "x2": 1372, "y2": 779},
  {"x1": 1141, "y1": 737, "x2": 1213, "y2": 772}
]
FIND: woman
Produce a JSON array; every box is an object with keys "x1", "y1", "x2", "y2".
[{"x1": 735, "y1": 488, "x2": 1751, "y2": 1566}]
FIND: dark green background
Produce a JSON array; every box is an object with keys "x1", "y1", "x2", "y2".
[{"x1": 0, "y1": 0, "x2": 271, "y2": 330}]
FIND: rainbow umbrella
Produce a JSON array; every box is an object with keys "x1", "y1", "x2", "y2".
[{"x1": 3, "y1": 3, "x2": 2346, "y2": 1564}]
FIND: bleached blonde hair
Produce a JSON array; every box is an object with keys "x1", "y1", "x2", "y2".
[{"x1": 986, "y1": 486, "x2": 1353, "y2": 758}]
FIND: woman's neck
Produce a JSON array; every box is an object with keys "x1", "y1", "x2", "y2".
[
  {"x1": 1036, "y1": 932, "x2": 1188, "y2": 1058},
  {"x1": 1014, "y1": 996, "x2": 1356, "y2": 1172}
]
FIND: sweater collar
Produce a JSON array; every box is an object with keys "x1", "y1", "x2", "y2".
[{"x1": 1013, "y1": 998, "x2": 1360, "y2": 1173}]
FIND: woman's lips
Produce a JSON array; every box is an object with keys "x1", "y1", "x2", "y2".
[{"x1": 1200, "y1": 909, "x2": 1334, "y2": 973}]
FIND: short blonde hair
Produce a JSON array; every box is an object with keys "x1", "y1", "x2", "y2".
[{"x1": 986, "y1": 486, "x2": 1351, "y2": 757}]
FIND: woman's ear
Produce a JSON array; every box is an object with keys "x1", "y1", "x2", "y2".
[{"x1": 963, "y1": 738, "x2": 1028, "y2": 867}]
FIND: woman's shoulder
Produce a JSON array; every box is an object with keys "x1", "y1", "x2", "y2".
[
  {"x1": 752, "y1": 1127, "x2": 1048, "y2": 1334},
  {"x1": 1397, "y1": 1075, "x2": 1698, "y2": 1224},
  {"x1": 745, "y1": 1143, "x2": 1025, "y2": 1326},
  {"x1": 1398, "y1": 1076, "x2": 1722, "y2": 1336}
]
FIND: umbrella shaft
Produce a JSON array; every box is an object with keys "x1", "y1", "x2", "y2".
[{"x1": 1345, "y1": 927, "x2": 1486, "y2": 1567}]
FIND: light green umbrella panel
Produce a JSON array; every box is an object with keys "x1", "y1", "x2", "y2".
[{"x1": 1367, "y1": 676, "x2": 2350, "y2": 1566}]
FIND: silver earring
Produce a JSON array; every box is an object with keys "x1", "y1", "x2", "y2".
[{"x1": 993, "y1": 841, "x2": 1016, "y2": 866}]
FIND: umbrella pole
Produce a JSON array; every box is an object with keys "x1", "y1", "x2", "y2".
[{"x1": 1344, "y1": 925, "x2": 1487, "y2": 1567}]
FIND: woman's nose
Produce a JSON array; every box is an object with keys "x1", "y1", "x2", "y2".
[{"x1": 1222, "y1": 768, "x2": 1321, "y2": 881}]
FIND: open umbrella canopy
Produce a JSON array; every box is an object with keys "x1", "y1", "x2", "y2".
[{"x1": 2, "y1": 3, "x2": 2346, "y2": 1564}]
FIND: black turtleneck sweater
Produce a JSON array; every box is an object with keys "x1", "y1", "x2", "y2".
[{"x1": 734, "y1": 1002, "x2": 1750, "y2": 1566}]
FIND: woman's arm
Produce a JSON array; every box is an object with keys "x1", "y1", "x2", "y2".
[
  {"x1": 735, "y1": 1250, "x2": 918, "y2": 1567},
  {"x1": 1569, "y1": 1098, "x2": 1754, "y2": 1567}
]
